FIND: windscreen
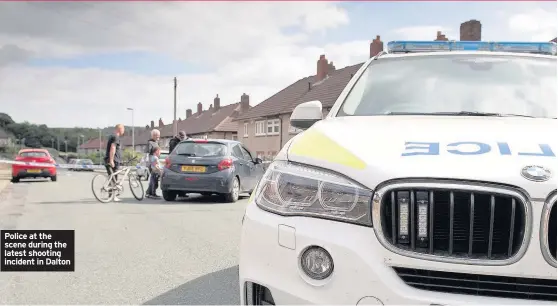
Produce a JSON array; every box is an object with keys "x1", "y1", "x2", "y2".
[
  {"x1": 339, "y1": 54, "x2": 556, "y2": 118},
  {"x1": 174, "y1": 142, "x2": 227, "y2": 157},
  {"x1": 20, "y1": 152, "x2": 48, "y2": 158},
  {"x1": 80, "y1": 160, "x2": 93, "y2": 165}
]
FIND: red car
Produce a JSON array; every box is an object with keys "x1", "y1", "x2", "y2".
[{"x1": 12, "y1": 149, "x2": 57, "y2": 183}]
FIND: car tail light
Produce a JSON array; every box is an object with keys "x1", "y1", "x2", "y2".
[
  {"x1": 218, "y1": 158, "x2": 233, "y2": 171},
  {"x1": 165, "y1": 158, "x2": 172, "y2": 169}
]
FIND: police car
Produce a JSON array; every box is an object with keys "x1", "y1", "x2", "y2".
[{"x1": 239, "y1": 41, "x2": 557, "y2": 305}]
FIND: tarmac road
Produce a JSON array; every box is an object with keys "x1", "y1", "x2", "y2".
[{"x1": 0, "y1": 169, "x2": 248, "y2": 304}]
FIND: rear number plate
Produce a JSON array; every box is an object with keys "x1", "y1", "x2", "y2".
[
  {"x1": 27, "y1": 169, "x2": 41, "y2": 173},
  {"x1": 181, "y1": 166, "x2": 206, "y2": 173}
]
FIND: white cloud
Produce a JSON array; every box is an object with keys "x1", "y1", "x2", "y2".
[
  {"x1": 0, "y1": 2, "x2": 368, "y2": 128},
  {"x1": 507, "y1": 8, "x2": 557, "y2": 41}
]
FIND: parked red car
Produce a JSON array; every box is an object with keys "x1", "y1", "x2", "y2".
[{"x1": 12, "y1": 149, "x2": 57, "y2": 183}]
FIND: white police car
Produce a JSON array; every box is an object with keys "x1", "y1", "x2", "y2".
[{"x1": 239, "y1": 41, "x2": 557, "y2": 305}]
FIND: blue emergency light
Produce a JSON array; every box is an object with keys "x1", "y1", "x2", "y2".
[{"x1": 387, "y1": 41, "x2": 557, "y2": 56}]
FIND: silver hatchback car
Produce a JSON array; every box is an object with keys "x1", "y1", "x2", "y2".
[{"x1": 160, "y1": 139, "x2": 265, "y2": 202}]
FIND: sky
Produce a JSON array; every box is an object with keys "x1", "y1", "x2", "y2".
[{"x1": 0, "y1": 1, "x2": 556, "y2": 128}]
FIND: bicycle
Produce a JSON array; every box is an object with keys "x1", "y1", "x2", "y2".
[{"x1": 91, "y1": 157, "x2": 145, "y2": 203}]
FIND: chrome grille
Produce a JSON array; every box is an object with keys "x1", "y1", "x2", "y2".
[
  {"x1": 540, "y1": 194, "x2": 556, "y2": 267},
  {"x1": 373, "y1": 181, "x2": 529, "y2": 264},
  {"x1": 394, "y1": 267, "x2": 557, "y2": 301}
]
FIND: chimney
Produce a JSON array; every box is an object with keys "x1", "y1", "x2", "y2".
[
  {"x1": 186, "y1": 109, "x2": 192, "y2": 118},
  {"x1": 240, "y1": 93, "x2": 250, "y2": 112},
  {"x1": 435, "y1": 31, "x2": 449, "y2": 41},
  {"x1": 370, "y1": 35, "x2": 383, "y2": 58},
  {"x1": 328, "y1": 61, "x2": 336, "y2": 72},
  {"x1": 158, "y1": 118, "x2": 164, "y2": 128},
  {"x1": 316, "y1": 54, "x2": 329, "y2": 82},
  {"x1": 197, "y1": 102, "x2": 203, "y2": 115},
  {"x1": 460, "y1": 19, "x2": 481, "y2": 41},
  {"x1": 214, "y1": 94, "x2": 221, "y2": 110},
  {"x1": 150, "y1": 120, "x2": 154, "y2": 129}
]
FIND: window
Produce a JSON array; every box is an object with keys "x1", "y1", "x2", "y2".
[
  {"x1": 232, "y1": 134, "x2": 238, "y2": 141},
  {"x1": 243, "y1": 123, "x2": 249, "y2": 137},
  {"x1": 239, "y1": 146, "x2": 253, "y2": 161},
  {"x1": 232, "y1": 145, "x2": 244, "y2": 159},
  {"x1": 339, "y1": 55, "x2": 556, "y2": 119},
  {"x1": 266, "y1": 119, "x2": 280, "y2": 135},
  {"x1": 255, "y1": 121, "x2": 266, "y2": 136},
  {"x1": 174, "y1": 142, "x2": 227, "y2": 157},
  {"x1": 256, "y1": 151, "x2": 265, "y2": 158},
  {"x1": 289, "y1": 124, "x2": 303, "y2": 134}
]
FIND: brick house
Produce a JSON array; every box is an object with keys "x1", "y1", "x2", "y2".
[{"x1": 233, "y1": 36, "x2": 384, "y2": 160}]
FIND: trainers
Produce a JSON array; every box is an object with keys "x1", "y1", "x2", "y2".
[
  {"x1": 113, "y1": 197, "x2": 122, "y2": 202},
  {"x1": 152, "y1": 194, "x2": 161, "y2": 199}
]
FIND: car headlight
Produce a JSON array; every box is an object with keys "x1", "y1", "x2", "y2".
[{"x1": 254, "y1": 161, "x2": 373, "y2": 226}]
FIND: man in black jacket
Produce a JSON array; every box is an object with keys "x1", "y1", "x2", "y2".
[{"x1": 168, "y1": 130, "x2": 187, "y2": 153}]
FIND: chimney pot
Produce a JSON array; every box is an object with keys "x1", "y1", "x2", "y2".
[
  {"x1": 158, "y1": 118, "x2": 164, "y2": 127},
  {"x1": 197, "y1": 102, "x2": 203, "y2": 114},
  {"x1": 186, "y1": 109, "x2": 192, "y2": 118}
]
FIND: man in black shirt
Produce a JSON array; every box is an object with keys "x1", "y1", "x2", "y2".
[
  {"x1": 168, "y1": 130, "x2": 188, "y2": 153},
  {"x1": 104, "y1": 124, "x2": 125, "y2": 202}
]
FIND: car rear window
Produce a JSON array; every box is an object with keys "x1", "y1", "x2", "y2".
[
  {"x1": 20, "y1": 152, "x2": 48, "y2": 158},
  {"x1": 80, "y1": 160, "x2": 93, "y2": 164},
  {"x1": 174, "y1": 142, "x2": 227, "y2": 157}
]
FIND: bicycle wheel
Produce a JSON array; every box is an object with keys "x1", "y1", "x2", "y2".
[
  {"x1": 128, "y1": 173, "x2": 145, "y2": 201},
  {"x1": 91, "y1": 174, "x2": 116, "y2": 203}
]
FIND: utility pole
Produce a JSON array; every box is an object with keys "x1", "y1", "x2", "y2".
[
  {"x1": 57, "y1": 138, "x2": 60, "y2": 151},
  {"x1": 99, "y1": 128, "x2": 102, "y2": 165},
  {"x1": 127, "y1": 108, "x2": 135, "y2": 151},
  {"x1": 64, "y1": 140, "x2": 68, "y2": 153},
  {"x1": 51, "y1": 139, "x2": 54, "y2": 148},
  {"x1": 173, "y1": 77, "x2": 178, "y2": 136}
]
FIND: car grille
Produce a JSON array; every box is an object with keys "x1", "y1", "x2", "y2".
[
  {"x1": 541, "y1": 195, "x2": 556, "y2": 266},
  {"x1": 394, "y1": 267, "x2": 557, "y2": 301},
  {"x1": 377, "y1": 183, "x2": 527, "y2": 262}
]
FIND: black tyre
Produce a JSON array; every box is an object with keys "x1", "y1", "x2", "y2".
[
  {"x1": 11, "y1": 177, "x2": 19, "y2": 183},
  {"x1": 201, "y1": 192, "x2": 213, "y2": 197},
  {"x1": 51, "y1": 175, "x2": 57, "y2": 182},
  {"x1": 163, "y1": 190, "x2": 178, "y2": 201},
  {"x1": 91, "y1": 174, "x2": 115, "y2": 203},
  {"x1": 129, "y1": 174, "x2": 144, "y2": 201},
  {"x1": 223, "y1": 177, "x2": 240, "y2": 203}
]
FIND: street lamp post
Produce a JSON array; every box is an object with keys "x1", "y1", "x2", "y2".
[
  {"x1": 127, "y1": 107, "x2": 135, "y2": 152},
  {"x1": 64, "y1": 140, "x2": 68, "y2": 153},
  {"x1": 99, "y1": 128, "x2": 102, "y2": 165}
]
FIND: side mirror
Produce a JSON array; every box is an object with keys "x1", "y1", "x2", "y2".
[
  {"x1": 290, "y1": 100, "x2": 323, "y2": 130},
  {"x1": 254, "y1": 157, "x2": 262, "y2": 164}
]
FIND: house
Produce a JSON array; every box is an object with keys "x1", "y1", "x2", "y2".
[
  {"x1": 78, "y1": 138, "x2": 105, "y2": 155},
  {"x1": 80, "y1": 95, "x2": 250, "y2": 154},
  {"x1": 232, "y1": 36, "x2": 383, "y2": 160}
]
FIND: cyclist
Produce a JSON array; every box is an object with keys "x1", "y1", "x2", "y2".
[{"x1": 104, "y1": 124, "x2": 124, "y2": 202}]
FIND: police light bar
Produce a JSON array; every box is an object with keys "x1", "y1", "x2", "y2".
[{"x1": 387, "y1": 41, "x2": 557, "y2": 56}]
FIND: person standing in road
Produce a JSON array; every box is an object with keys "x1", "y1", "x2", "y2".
[
  {"x1": 148, "y1": 147, "x2": 163, "y2": 198},
  {"x1": 145, "y1": 129, "x2": 160, "y2": 198},
  {"x1": 168, "y1": 130, "x2": 187, "y2": 153},
  {"x1": 105, "y1": 124, "x2": 125, "y2": 202}
]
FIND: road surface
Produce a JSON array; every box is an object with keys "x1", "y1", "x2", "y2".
[{"x1": 0, "y1": 169, "x2": 248, "y2": 304}]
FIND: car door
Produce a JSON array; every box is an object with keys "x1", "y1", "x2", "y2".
[
  {"x1": 231, "y1": 144, "x2": 250, "y2": 189},
  {"x1": 238, "y1": 145, "x2": 259, "y2": 191}
]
